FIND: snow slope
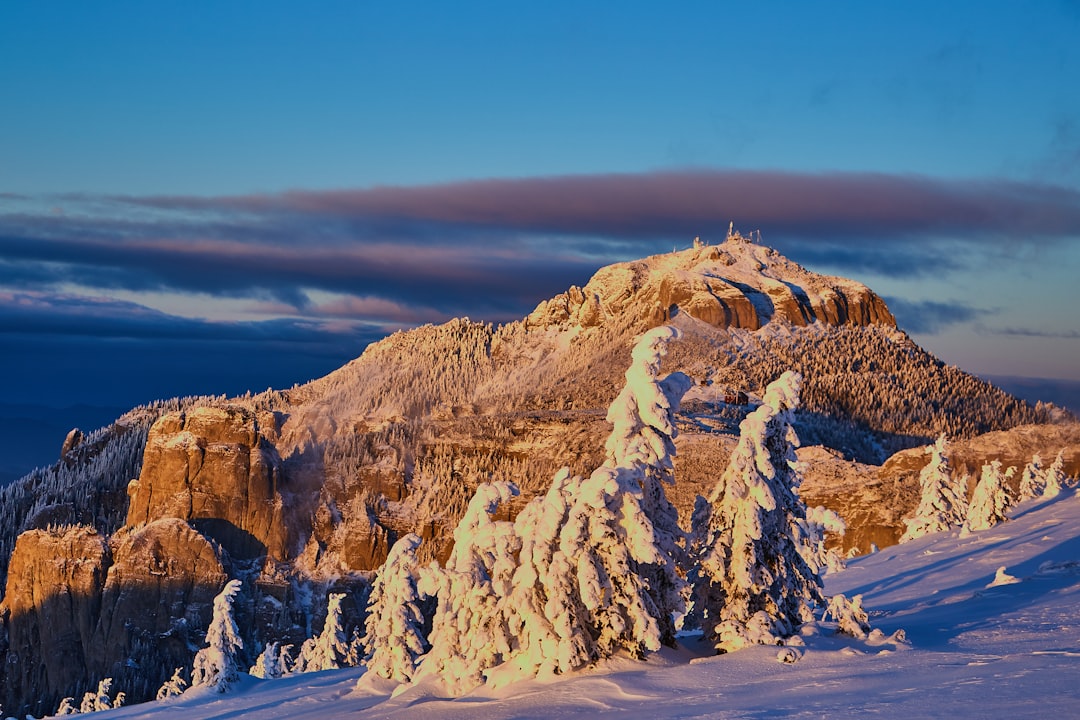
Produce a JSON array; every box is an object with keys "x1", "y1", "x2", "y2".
[{"x1": 89, "y1": 490, "x2": 1080, "y2": 720}]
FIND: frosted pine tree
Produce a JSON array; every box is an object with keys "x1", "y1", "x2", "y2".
[
  {"x1": 602, "y1": 325, "x2": 694, "y2": 644},
  {"x1": 962, "y1": 460, "x2": 1013, "y2": 535},
  {"x1": 363, "y1": 533, "x2": 428, "y2": 684},
  {"x1": 900, "y1": 435, "x2": 967, "y2": 542},
  {"x1": 1044, "y1": 450, "x2": 1066, "y2": 498},
  {"x1": 560, "y1": 464, "x2": 667, "y2": 659},
  {"x1": 691, "y1": 371, "x2": 824, "y2": 653},
  {"x1": 55, "y1": 697, "x2": 77, "y2": 715},
  {"x1": 191, "y1": 579, "x2": 244, "y2": 692},
  {"x1": 496, "y1": 468, "x2": 593, "y2": 682},
  {"x1": 1018, "y1": 454, "x2": 1045, "y2": 501},
  {"x1": 156, "y1": 667, "x2": 188, "y2": 699},
  {"x1": 297, "y1": 593, "x2": 351, "y2": 672},
  {"x1": 250, "y1": 642, "x2": 286, "y2": 679},
  {"x1": 799, "y1": 506, "x2": 848, "y2": 576},
  {"x1": 416, "y1": 481, "x2": 521, "y2": 695},
  {"x1": 824, "y1": 593, "x2": 871, "y2": 639}
]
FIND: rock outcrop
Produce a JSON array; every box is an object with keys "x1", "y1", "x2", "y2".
[
  {"x1": 527, "y1": 237, "x2": 895, "y2": 331},
  {"x1": 126, "y1": 405, "x2": 289, "y2": 559}
]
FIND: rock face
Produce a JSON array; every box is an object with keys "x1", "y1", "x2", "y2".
[
  {"x1": 527, "y1": 237, "x2": 895, "y2": 331},
  {"x1": 0, "y1": 520, "x2": 229, "y2": 716},
  {"x1": 1, "y1": 526, "x2": 110, "y2": 716},
  {"x1": 127, "y1": 405, "x2": 289, "y2": 559}
]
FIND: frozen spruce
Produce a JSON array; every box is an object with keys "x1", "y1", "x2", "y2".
[
  {"x1": 691, "y1": 371, "x2": 824, "y2": 653},
  {"x1": 1044, "y1": 450, "x2": 1066, "y2": 498},
  {"x1": 900, "y1": 435, "x2": 968, "y2": 542},
  {"x1": 417, "y1": 480, "x2": 521, "y2": 695},
  {"x1": 494, "y1": 469, "x2": 590, "y2": 682},
  {"x1": 963, "y1": 460, "x2": 1014, "y2": 534},
  {"x1": 799, "y1": 506, "x2": 848, "y2": 576},
  {"x1": 363, "y1": 533, "x2": 428, "y2": 684},
  {"x1": 191, "y1": 579, "x2": 244, "y2": 692},
  {"x1": 297, "y1": 593, "x2": 351, "y2": 672},
  {"x1": 250, "y1": 642, "x2": 287, "y2": 680},
  {"x1": 1018, "y1": 454, "x2": 1046, "y2": 501},
  {"x1": 602, "y1": 325, "x2": 694, "y2": 645},
  {"x1": 156, "y1": 667, "x2": 189, "y2": 699},
  {"x1": 54, "y1": 697, "x2": 78, "y2": 715},
  {"x1": 824, "y1": 593, "x2": 871, "y2": 639}
]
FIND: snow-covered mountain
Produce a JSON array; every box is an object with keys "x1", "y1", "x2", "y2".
[
  {"x1": 93, "y1": 487, "x2": 1080, "y2": 720},
  {"x1": 0, "y1": 234, "x2": 1075, "y2": 716}
]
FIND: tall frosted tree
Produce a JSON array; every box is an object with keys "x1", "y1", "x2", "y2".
[
  {"x1": 962, "y1": 460, "x2": 1013, "y2": 534},
  {"x1": 363, "y1": 533, "x2": 428, "y2": 684},
  {"x1": 602, "y1": 325, "x2": 694, "y2": 644},
  {"x1": 900, "y1": 435, "x2": 967, "y2": 542},
  {"x1": 191, "y1": 579, "x2": 244, "y2": 692},
  {"x1": 690, "y1": 371, "x2": 824, "y2": 653},
  {"x1": 1044, "y1": 450, "x2": 1067, "y2": 498},
  {"x1": 297, "y1": 593, "x2": 351, "y2": 672},
  {"x1": 416, "y1": 481, "x2": 521, "y2": 695},
  {"x1": 1018, "y1": 454, "x2": 1045, "y2": 501},
  {"x1": 499, "y1": 467, "x2": 593, "y2": 681}
]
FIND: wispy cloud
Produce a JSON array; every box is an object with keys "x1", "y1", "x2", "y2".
[
  {"x1": 884, "y1": 297, "x2": 995, "y2": 335},
  {"x1": 981, "y1": 326, "x2": 1080, "y2": 339}
]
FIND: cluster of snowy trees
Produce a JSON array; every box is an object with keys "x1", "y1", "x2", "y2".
[
  {"x1": 347, "y1": 327, "x2": 851, "y2": 694},
  {"x1": 901, "y1": 437, "x2": 1071, "y2": 542}
]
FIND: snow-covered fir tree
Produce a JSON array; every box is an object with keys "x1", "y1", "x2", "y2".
[
  {"x1": 416, "y1": 481, "x2": 521, "y2": 695},
  {"x1": 296, "y1": 592, "x2": 351, "y2": 672},
  {"x1": 191, "y1": 579, "x2": 244, "y2": 692},
  {"x1": 55, "y1": 697, "x2": 78, "y2": 715},
  {"x1": 496, "y1": 467, "x2": 592, "y2": 682},
  {"x1": 363, "y1": 533, "x2": 428, "y2": 684},
  {"x1": 78, "y1": 677, "x2": 121, "y2": 712},
  {"x1": 690, "y1": 371, "x2": 824, "y2": 653},
  {"x1": 900, "y1": 435, "x2": 968, "y2": 542},
  {"x1": 824, "y1": 593, "x2": 871, "y2": 639},
  {"x1": 250, "y1": 642, "x2": 287, "y2": 680},
  {"x1": 799, "y1": 506, "x2": 848, "y2": 576},
  {"x1": 963, "y1": 460, "x2": 1014, "y2": 534},
  {"x1": 1018, "y1": 454, "x2": 1045, "y2": 501},
  {"x1": 1044, "y1": 449, "x2": 1066, "y2": 498},
  {"x1": 559, "y1": 465, "x2": 665, "y2": 657},
  {"x1": 602, "y1": 325, "x2": 694, "y2": 645},
  {"x1": 155, "y1": 667, "x2": 188, "y2": 699}
]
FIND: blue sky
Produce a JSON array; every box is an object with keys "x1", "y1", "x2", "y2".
[{"x1": 2, "y1": 1, "x2": 1079, "y2": 411}]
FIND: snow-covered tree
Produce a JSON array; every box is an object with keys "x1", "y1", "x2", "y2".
[
  {"x1": 602, "y1": 325, "x2": 694, "y2": 644},
  {"x1": 78, "y1": 677, "x2": 119, "y2": 712},
  {"x1": 296, "y1": 592, "x2": 351, "y2": 672},
  {"x1": 799, "y1": 506, "x2": 848, "y2": 576},
  {"x1": 691, "y1": 371, "x2": 824, "y2": 653},
  {"x1": 416, "y1": 480, "x2": 521, "y2": 695},
  {"x1": 496, "y1": 467, "x2": 593, "y2": 682},
  {"x1": 900, "y1": 435, "x2": 967, "y2": 542},
  {"x1": 1018, "y1": 454, "x2": 1045, "y2": 501},
  {"x1": 55, "y1": 697, "x2": 78, "y2": 715},
  {"x1": 250, "y1": 642, "x2": 287, "y2": 679},
  {"x1": 156, "y1": 667, "x2": 188, "y2": 699},
  {"x1": 363, "y1": 533, "x2": 428, "y2": 684},
  {"x1": 191, "y1": 579, "x2": 244, "y2": 692},
  {"x1": 824, "y1": 593, "x2": 870, "y2": 639},
  {"x1": 963, "y1": 460, "x2": 1013, "y2": 534},
  {"x1": 1044, "y1": 450, "x2": 1066, "y2": 498}
]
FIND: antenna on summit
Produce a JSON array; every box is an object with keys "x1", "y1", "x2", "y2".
[{"x1": 727, "y1": 221, "x2": 735, "y2": 240}]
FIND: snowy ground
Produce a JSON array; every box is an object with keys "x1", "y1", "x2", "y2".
[{"x1": 94, "y1": 491, "x2": 1080, "y2": 719}]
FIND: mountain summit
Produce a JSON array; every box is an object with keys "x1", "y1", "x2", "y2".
[{"x1": 529, "y1": 234, "x2": 894, "y2": 331}]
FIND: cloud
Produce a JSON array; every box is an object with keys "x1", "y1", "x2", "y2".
[
  {"x1": 982, "y1": 326, "x2": 1080, "y2": 339},
  {"x1": 885, "y1": 297, "x2": 995, "y2": 334}
]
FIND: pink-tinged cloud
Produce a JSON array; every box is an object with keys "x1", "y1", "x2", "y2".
[{"x1": 130, "y1": 170, "x2": 1080, "y2": 241}]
